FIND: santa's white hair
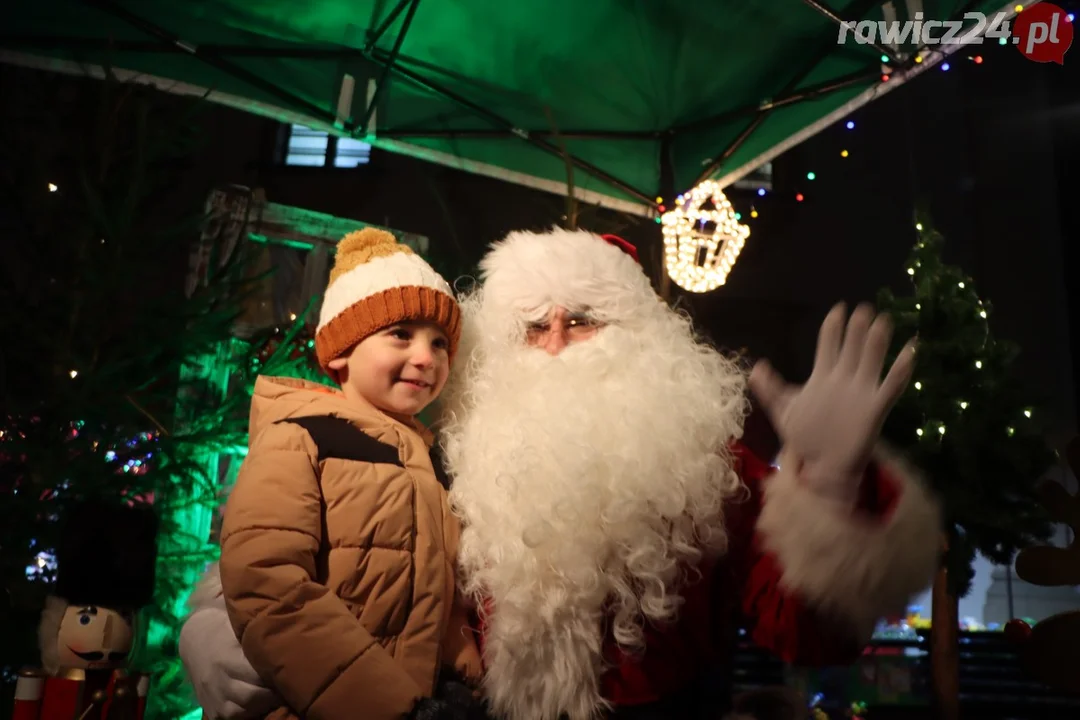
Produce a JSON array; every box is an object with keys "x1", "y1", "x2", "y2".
[{"x1": 437, "y1": 228, "x2": 750, "y2": 720}]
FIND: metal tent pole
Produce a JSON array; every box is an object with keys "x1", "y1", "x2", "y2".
[
  {"x1": 82, "y1": 0, "x2": 343, "y2": 129},
  {"x1": 690, "y1": 0, "x2": 890, "y2": 187},
  {"x1": 358, "y1": 0, "x2": 421, "y2": 135}
]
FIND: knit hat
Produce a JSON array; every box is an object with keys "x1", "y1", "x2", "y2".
[{"x1": 316, "y1": 228, "x2": 461, "y2": 372}]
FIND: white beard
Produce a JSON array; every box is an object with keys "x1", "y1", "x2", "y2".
[{"x1": 438, "y1": 290, "x2": 749, "y2": 720}]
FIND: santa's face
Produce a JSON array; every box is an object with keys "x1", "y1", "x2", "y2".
[{"x1": 55, "y1": 604, "x2": 134, "y2": 670}]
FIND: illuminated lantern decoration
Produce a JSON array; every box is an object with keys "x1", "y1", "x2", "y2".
[{"x1": 660, "y1": 180, "x2": 750, "y2": 293}]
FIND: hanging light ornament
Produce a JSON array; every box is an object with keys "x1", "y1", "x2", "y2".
[{"x1": 660, "y1": 180, "x2": 750, "y2": 293}]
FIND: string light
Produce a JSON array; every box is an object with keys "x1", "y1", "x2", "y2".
[
  {"x1": 907, "y1": 267, "x2": 915, "y2": 275},
  {"x1": 1024, "y1": 409, "x2": 1032, "y2": 418},
  {"x1": 1015, "y1": 4, "x2": 1024, "y2": 12},
  {"x1": 757, "y1": 188, "x2": 766, "y2": 197},
  {"x1": 916, "y1": 222, "x2": 923, "y2": 231},
  {"x1": 916, "y1": 428, "x2": 924, "y2": 437},
  {"x1": 806, "y1": 172, "x2": 816, "y2": 180},
  {"x1": 69, "y1": 370, "x2": 78, "y2": 379},
  {"x1": 915, "y1": 381, "x2": 923, "y2": 390},
  {"x1": 846, "y1": 121, "x2": 855, "y2": 130},
  {"x1": 958, "y1": 281, "x2": 965, "y2": 288},
  {"x1": 660, "y1": 179, "x2": 750, "y2": 293},
  {"x1": 942, "y1": 62, "x2": 951, "y2": 71},
  {"x1": 750, "y1": 208, "x2": 758, "y2": 218},
  {"x1": 959, "y1": 401, "x2": 968, "y2": 410},
  {"x1": 795, "y1": 193, "x2": 805, "y2": 202},
  {"x1": 915, "y1": 55, "x2": 923, "y2": 63},
  {"x1": 975, "y1": 360, "x2": 983, "y2": 369},
  {"x1": 840, "y1": 149, "x2": 849, "y2": 157},
  {"x1": 48, "y1": 183, "x2": 58, "y2": 192}
]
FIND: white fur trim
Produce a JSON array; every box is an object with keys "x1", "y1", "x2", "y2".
[
  {"x1": 187, "y1": 562, "x2": 226, "y2": 614},
  {"x1": 756, "y1": 446, "x2": 942, "y2": 641},
  {"x1": 317, "y1": 251, "x2": 454, "y2": 331},
  {"x1": 38, "y1": 595, "x2": 68, "y2": 675},
  {"x1": 479, "y1": 229, "x2": 654, "y2": 324}
]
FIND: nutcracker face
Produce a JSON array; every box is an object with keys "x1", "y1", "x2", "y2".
[{"x1": 55, "y1": 605, "x2": 134, "y2": 670}]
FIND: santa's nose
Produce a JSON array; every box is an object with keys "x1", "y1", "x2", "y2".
[
  {"x1": 542, "y1": 326, "x2": 569, "y2": 356},
  {"x1": 103, "y1": 614, "x2": 114, "y2": 643}
]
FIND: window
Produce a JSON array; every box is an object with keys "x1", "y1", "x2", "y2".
[
  {"x1": 283, "y1": 124, "x2": 371, "y2": 168},
  {"x1": 333, "y1": 137, "x2": 372, "y2": 168}
]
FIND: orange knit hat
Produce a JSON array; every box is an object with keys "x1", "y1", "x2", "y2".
[{"x1": 315, "y1": 228, "x2": 461, "y2": 372}]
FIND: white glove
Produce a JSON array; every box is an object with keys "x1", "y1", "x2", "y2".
[
  {"x1": 749, "y1": 302, "x2": 917, "y2": 504},
  {"x1": 179, "y1": 606, "x2": 282, "y2": 720}
]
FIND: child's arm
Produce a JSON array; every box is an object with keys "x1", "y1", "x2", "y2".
[
  {"x1": 220, "y1": 421, "x2": 425, "y2": 720},
  {"x1": 441, "y1": 598, "x2": 483, "y2": 684}
]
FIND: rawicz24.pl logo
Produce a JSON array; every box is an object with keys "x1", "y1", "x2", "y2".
[{"x1": 837, "y1": 3, "x2": 1074, "y2": 64}]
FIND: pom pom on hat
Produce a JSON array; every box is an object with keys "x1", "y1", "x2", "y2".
[{"x1": 316, "y1": 228, "x2": 461, "y2": 372}]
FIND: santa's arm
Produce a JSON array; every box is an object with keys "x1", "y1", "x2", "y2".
[{"x1": 729, "y1": 441, "x2": 941, "y2": 665}]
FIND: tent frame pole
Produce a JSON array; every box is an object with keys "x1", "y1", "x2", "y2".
[
  {"x1": 361, "y1": 45, "x2": 657, "y2": 204},
  {"x1": 674, "y1": 68, "x2": 878, "y2": 135},
  {"x1": 0, "y1": 34, "x2": 660, "y2": 140},
  {"x1": 358, "y1": 0, "x2": 421, "y2": 134},
  {"x1": 692, "y1": 0, "x2": 889, "y2": 186},
  {"x1": 83, "y1": 0, "x2": 344, "y2": 130},
  {"x1": 80, "y1": 0, "x2": 655, "y2": 204},
  {"x1": 799, "y1": 0, "x2": 902, "y2": 64},
  {"x1": 364, "y1": 0, "x2": 416, "y2": 54}
]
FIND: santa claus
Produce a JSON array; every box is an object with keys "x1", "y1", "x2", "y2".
[{"x1": 180, "y1": 228, "x2": 942, "y2": 720}]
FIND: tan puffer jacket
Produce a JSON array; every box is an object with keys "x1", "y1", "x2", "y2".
[{"x1": 219, "y1": 376, "x2": 481, "y2": 720}]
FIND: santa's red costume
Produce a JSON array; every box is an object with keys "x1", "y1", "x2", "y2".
[{"x1": 180, "y1": 229, "x2": 942, "y2": 720}]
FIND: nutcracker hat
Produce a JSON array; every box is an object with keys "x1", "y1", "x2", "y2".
[
  {"x1": 315, "y1": 228, "x2": 461, "y2": 373},
  {"x1": 54, "y1": 500, "x2": 160, "y2": 609},
  {"x1": 476, "y1": 228, "x2": 652, "y2": 330}
]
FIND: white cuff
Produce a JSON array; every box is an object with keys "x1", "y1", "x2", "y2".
[{"x1": 756, "y1": 446, "x2": 942, "y2": 640}]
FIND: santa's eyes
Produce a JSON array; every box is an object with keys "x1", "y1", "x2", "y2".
[
  {"x1": 527, "y1": 315, "x2": 601, "y2": 335},
  {"x1": 79, "y1": 614, "x2": 92, "y2": 625}
]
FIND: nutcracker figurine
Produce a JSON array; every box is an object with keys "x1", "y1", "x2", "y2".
[{"x1": 14, "y1": 500, "x2": 159, "y2": 720}]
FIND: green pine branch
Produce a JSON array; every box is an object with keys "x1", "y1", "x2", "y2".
[{"x1": 876, "y1": 217, "x2": 1055, "y2": 597}]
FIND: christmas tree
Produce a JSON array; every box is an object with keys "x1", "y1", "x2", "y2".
[
  {"x1": 0, "y1": 65, "x2": 273, "y2": 717},
  {"x1": 875, "y1": 217, "x2": 1055, "y2": 720}
]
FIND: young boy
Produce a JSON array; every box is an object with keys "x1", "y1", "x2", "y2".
[{"x1": 217, "y1": 228, "x2": 484, "y2": 720}]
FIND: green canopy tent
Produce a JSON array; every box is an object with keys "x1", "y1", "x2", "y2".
[{"x1": 4, "y1": 0, "x2": 1026, "y2": 216}]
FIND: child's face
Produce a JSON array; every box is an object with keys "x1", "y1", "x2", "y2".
[{"x1": 330, "y1": 322, "x2": 451, "y2": 416}]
